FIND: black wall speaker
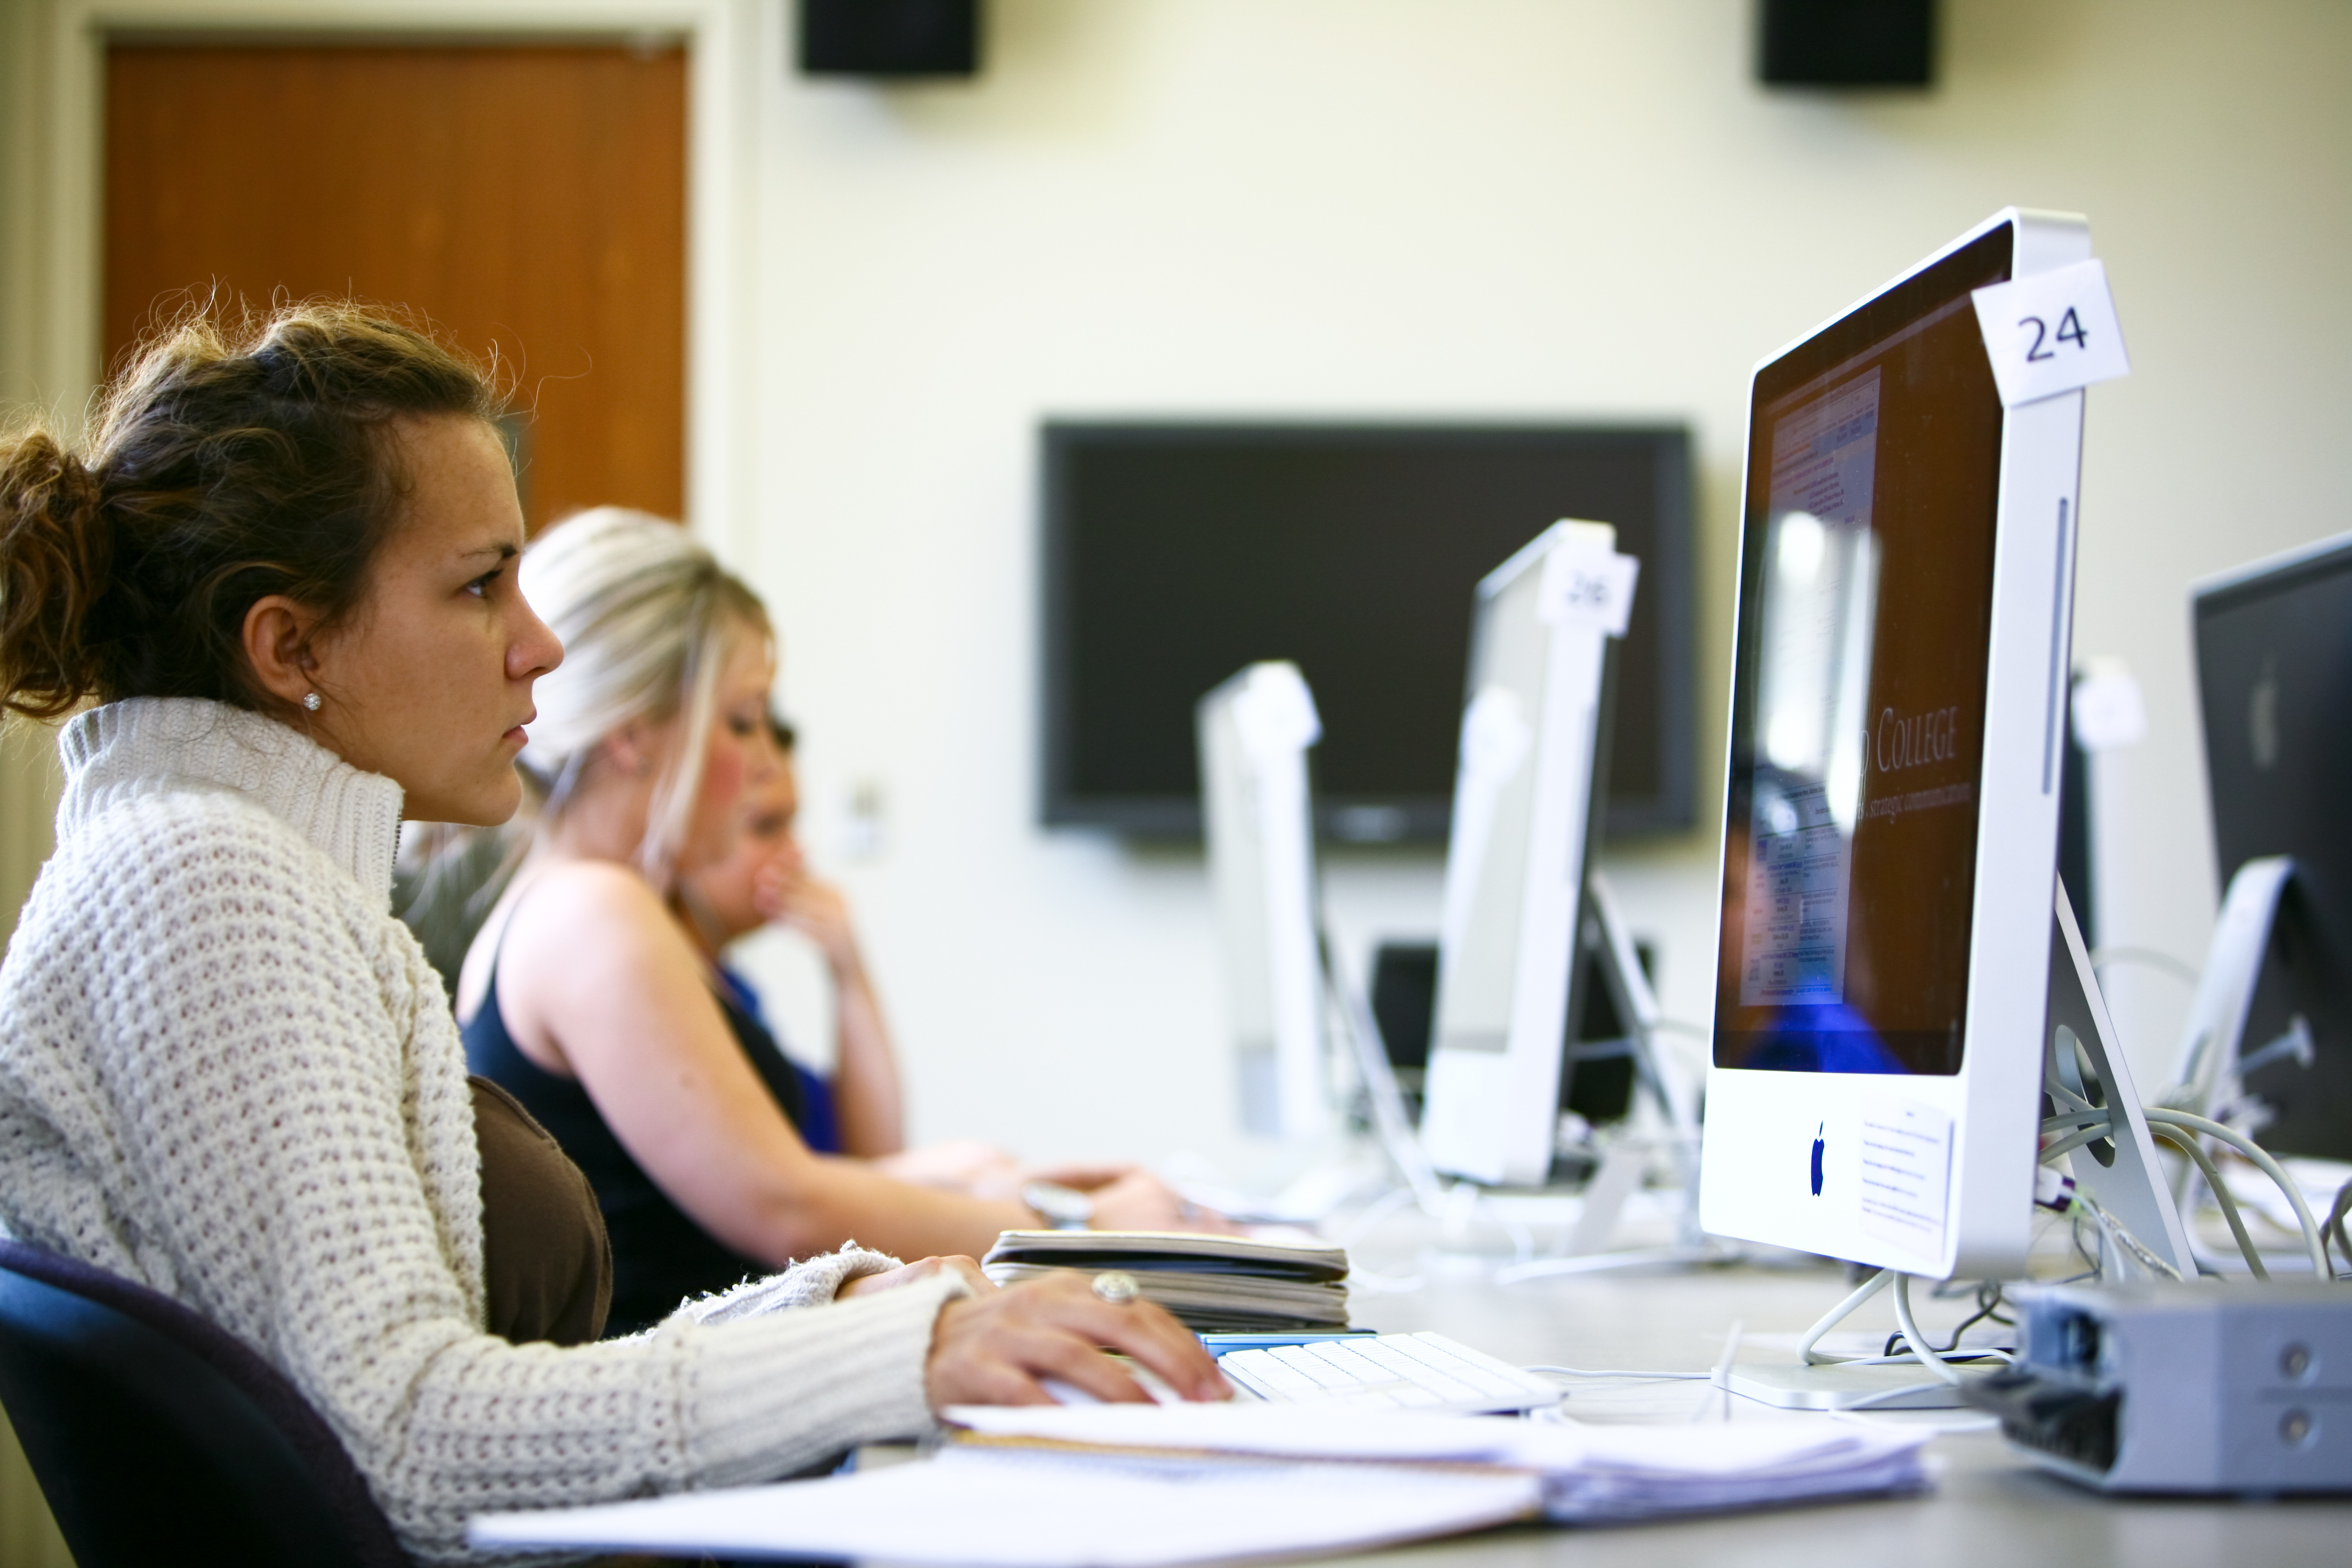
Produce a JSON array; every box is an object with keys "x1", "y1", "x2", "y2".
[
  {"x1": 799, "y1": 0, "x2": 981, "y2": 78},
  {"x1": 1759, "y1": 0, "x2": 1935, "y2": 88}
]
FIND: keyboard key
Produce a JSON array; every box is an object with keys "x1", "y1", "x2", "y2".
[
  {"x1": 1209, "y1": 1334, "x2": 1557, "y2": 1413},
  {"x1": 1223, "y1": 1349, "x2": 1317, "y2": 1394},
  {"x1": 1270, "y1": 1345, "x2": 1362, "y2": 1389},
  {"x1": 1300, "y1": 1342, "x2": 1401, "y2": 1384}
]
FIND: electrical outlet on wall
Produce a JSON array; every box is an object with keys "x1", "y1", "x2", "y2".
[{"x1": 838, "y1": 777, "x2": 889, "y2": 862}]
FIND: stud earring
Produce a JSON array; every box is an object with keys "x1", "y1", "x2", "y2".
[{"x1": 302, "y1": 692, "x2": 322, "y2": 712}]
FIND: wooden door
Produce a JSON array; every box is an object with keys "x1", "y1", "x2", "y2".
[{"x1": 103, "y1": 43, "x2": 688, "y2": 531}]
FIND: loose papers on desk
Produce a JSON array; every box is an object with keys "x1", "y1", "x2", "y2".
[
  {"x1": 470, "y1": 1409, "x2": 1934, "y2": 1563},
  {"x1": 983, "y1": 1229, "x2": 1350, "y2": 1332},
  {"x1": 469, "y1": 1445, "x2": 1541, "y2": 1566},
  {"x1": 949, "y1": 1404, "x2": 1935, "y2": 1525}
]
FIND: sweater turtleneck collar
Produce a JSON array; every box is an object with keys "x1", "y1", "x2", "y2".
[{"x1": 56, "y1": 697, "x2": 407, "y2": 908}]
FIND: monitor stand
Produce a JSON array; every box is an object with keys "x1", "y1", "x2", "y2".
[
  {"x1": 1483, "y1": 871, "x2": 1717, "y2": 1280},
  {"x1": 2138, "y1": 855, "x2": 2327, "y2": 1275},
  {"x1": 1725, "y1": 884, "x2": 2193, "y2": 1411},
  {"x1": 2162, "y1": 855, "x2": 2295, "y2": 1121},
  {"x1": 1321, "y1": 871, "x2": 1711, "y2": 1258}
]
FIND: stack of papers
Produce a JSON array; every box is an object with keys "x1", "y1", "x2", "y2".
[
  {"x1": 471, "y1": 1446, "x2": 1539, "y2": 1566},
  {"x1": 950, "y1": 1403, "x2": 1936, "y2": 1525},
  {"x1": 470, "y1": 1406, "x2": 1935, "y2": 1563},
  {"x1": 983, "y1": 1229, "x2": 1350, "y2": 1331}
]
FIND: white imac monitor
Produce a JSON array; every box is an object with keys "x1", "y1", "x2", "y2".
[
  {"x1": 1700, "y1": 209, "x2": 2099, "y2": 1282},
  {"x1": 1421, "y1": 522, "x2": 1639, "y2": 1186},
  {"x1": 1199, "y1": 662, "x2": 1328, "y2": 1141}
]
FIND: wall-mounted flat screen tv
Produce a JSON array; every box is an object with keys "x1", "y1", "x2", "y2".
[{"x1": 1040, "y1": 422, "x2": 1696, "y2": 844}]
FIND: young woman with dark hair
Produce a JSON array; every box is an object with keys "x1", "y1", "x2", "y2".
[{"x1": 0, "y1": 303, "x2": 1221, "y2": 1564}]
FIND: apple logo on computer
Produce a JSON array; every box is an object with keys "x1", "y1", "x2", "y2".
[{"x1": 1810, "y1": 1123, "x2": 1825, "y2": 1196}]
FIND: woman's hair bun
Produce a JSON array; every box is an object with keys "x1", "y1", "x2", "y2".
[{"x1": 0, "y1": 424, "x2": 114, "y2": 720}]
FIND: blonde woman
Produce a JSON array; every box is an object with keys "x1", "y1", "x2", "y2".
[
  {"x1": 460, "y1": 509, "x2": 1215, "y2": 1334},
  {"x1": 0, "y1": 305, "x2": 1221, "y2": 1563}
]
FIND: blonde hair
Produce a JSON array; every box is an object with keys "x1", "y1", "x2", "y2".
[{"x1": 518, "y1": 507, "x2": 769, "y2": 883}]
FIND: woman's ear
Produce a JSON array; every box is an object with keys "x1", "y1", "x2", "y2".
[{"x1": 241, "y1": 594, "x2": 326, "y2": 710}]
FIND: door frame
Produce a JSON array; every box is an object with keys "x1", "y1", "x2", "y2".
[{"x1": 31, "y1": 0, "x2": 753, "y2": 555}]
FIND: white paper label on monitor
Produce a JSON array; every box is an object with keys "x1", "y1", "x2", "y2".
[
  {"x1": 1857, "y1": 1094, "x2": 1953, "y2": 1256},
  {"x1": 1970, "y1": 259, "x2": 2131, "y2": 408},
  {"x1": 1538, "y1": 548, "x2": 1638, "y2": 636}
]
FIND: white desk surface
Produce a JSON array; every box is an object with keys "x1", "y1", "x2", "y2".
[
  {"x1": 1330, "y1": 1207, "x2": 2350, "y2": 1567},
  {"x1": 716, "y1": 1205, "x2": 2348, "y2": 1568}
]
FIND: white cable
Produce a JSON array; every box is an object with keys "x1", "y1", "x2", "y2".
[
  {"x1": 2142, "y1": 1107, "x2": 2331, "y2": 1278},
  {"x1": 2074, "y1": 1190, "x2": 2184, "y2": 1281},
  {"x1": 1521, "y1": 1364, "x2": 1710, "y2": 1382},
  {"x1": 1798, "y1": 1268, "x2": 1890, "y2": 1366},
  {"x1": 2039, "y1": 1097, "x2": 2325, "y2": 1278},
  {"x1": 2039, "y1": 1122, "x2": 2115, "y2": 1163},
  {"x1": 1839, "y1": 1348, "x2": 2015, "y2": 1369},
  {"x1": 2043, "y1": 1075, "x2": 2097, "y2": 1115},
  {"x1": 1891, "y1": 1273, "x2": 1965, "y2": 1385},
  {"x1": 2144, "y1": 1123, "x2": 2267, "y2": 1279}
]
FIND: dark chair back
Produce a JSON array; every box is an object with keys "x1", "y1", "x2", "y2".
[{"x1": 0, "y1": 1238, "x2": 409, "y2": 1568}]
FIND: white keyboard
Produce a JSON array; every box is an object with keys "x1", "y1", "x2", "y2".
[{"x1": 1216, "y1": 1332, "x2": 1562, "y2": 1413}]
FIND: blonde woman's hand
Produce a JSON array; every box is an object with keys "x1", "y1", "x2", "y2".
[
  {"x1": 923, "y1": 1271, "x2": 1227, "y2": 1409},
  {"x1": 838, "y1": 1255, "x2": 995, "y2": 1300},
  {"x1": 1082, "y1": 1170, "x2": 1243, "y2": 1235},
  {"x1": 754, "y1": 861, "x2": 863, "y2": 974}
]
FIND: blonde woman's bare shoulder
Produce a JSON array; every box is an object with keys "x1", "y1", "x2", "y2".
[{"x1": 508, "y1": 858, "x2": 680, "y2": 946}]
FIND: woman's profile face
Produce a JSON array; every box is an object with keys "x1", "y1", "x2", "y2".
[
  {"x1": 688, "y1": 739, "x2": 800, "y2": 940},
  {"x1": 303, "y1": 415, "x2": 564, "y2": 824},
  {"x1": 674, "y1": 631, "x2": 779, "y2": 876}
]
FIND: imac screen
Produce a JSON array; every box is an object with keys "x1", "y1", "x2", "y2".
[
  {"x1": 1713, "y1": 226, "x2": 2011, "y2": 1076},
  {"x1": 2194, "y1": 540, "x2": 2352, "y2": 1160}
]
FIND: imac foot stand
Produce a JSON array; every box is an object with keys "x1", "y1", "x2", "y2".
[
  {"x1": 1721, "y1": 1269, "x2": 1978, "y2": 1410},
  {"x1": 1719, "y1": 1362, "x2": 1972, "y2": 1411}
]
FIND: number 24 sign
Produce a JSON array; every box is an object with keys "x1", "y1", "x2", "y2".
[{"x1": 1970, "y1": 258, "x2": 2132, "y2": 408}]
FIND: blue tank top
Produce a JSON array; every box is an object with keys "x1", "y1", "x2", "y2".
[{"x1": 463, "y1": 967, "x2": 811, "y2": 1336}]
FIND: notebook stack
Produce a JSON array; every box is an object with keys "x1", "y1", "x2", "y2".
[{"x1": 981, "y1": 1230, "x2": 1350, "y2": 1333}]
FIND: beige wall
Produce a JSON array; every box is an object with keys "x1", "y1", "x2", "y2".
[
  {"x1": 729, "y1": 0, "x2": 2352, "y2": 1169},
  {"x1": 0, "y1": 0, "x2": 64, "y2": 971},
  {"x1": 0, "y1": 12, "x2": 68, "y2": 1563}
]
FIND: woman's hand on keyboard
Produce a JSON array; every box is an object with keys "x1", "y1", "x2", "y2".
[{"x1": 923, "y1": 1270, "x2": 1227, "y2": 1409}]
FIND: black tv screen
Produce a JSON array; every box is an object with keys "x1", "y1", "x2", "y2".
[{"x1": 1040, "y1": 422, "x2": 1696, "y2": 843}]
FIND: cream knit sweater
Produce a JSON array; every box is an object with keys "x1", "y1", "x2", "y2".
[{"x1": 0, "y1": 698, "x2": 966, "y2": 1563}]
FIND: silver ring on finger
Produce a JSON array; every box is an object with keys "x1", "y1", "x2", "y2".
[{"x1": 1091, "y1": 1270, "x2": 1141, "y2": 1305}]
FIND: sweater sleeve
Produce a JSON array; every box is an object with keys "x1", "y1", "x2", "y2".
[
  {"x1": 54, "y1": 800, "x2": 960, "y2": 1562},
  {"x1": 671, "y1": 1244, "x2": 906, "y2": 1326}
]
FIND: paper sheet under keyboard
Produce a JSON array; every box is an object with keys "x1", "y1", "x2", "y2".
[{"x1": 467, "y1": 1446, "x2": 1541, "y2": 1566}]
